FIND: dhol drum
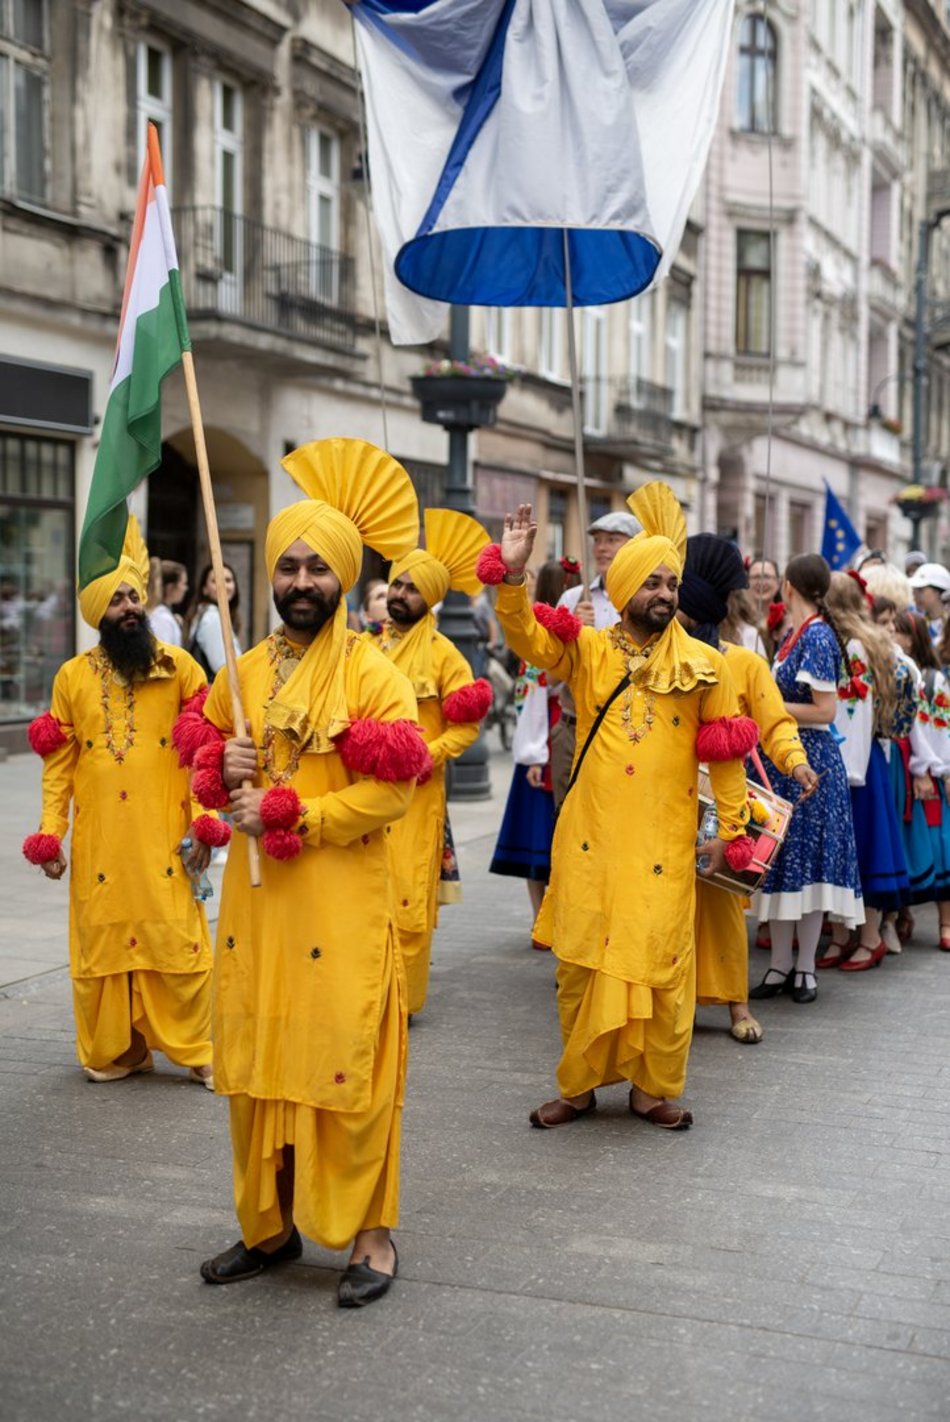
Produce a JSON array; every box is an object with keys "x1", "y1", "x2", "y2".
[{"x1": 695, "y1": 751, "x2": 794, "y2": 897}]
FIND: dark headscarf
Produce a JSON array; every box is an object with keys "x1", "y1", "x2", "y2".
[{"x1": 680, "y1": 534, "x2": 749, "y2": 646}]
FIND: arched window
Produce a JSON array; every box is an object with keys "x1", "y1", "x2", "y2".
[{"x1": 737, "y1": 14, "x2": 777, "y2": 134}]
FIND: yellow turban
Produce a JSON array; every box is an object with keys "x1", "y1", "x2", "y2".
[
  {"x1": 389, "y1": 509, "x2": 490, "y2": 609},
  {"x1": 383, "y1": 510, "x2": 490, "y2": 698},
  {"x1": 78, "y1": 514, "x2": 150, "y2": 630},
  {"x1": 266, "y1": 438, "x2": 420, "y2": 750},
  {"x1": 605, "y1": 481, "x2": 687, "y2": 613}
]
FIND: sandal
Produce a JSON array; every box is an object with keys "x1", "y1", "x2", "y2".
[
  {"x1": 200, "y1": 1227, "x2": 302, "y2": 1284},
  {"x1": 529, "y1": 1093, "x2": 596, "y2": 1128},
  {"x1": 729, "y1": 1016, "x2": 763, "y2": 1044},
  {"x1": 83, "y1": 1050, "x2": 154, "y2": 1083},
  {"x1": 629, "y1": 1093, "x2": 693, "y2": 1129}
]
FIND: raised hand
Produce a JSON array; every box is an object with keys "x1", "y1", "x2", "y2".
[{"x1": 500, "y1": 503, "x2": 538, "y2": 575}]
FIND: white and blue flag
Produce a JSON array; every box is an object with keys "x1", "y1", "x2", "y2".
[{"x1": 349, "y1": 0, "x2": 735, "y2": 344}]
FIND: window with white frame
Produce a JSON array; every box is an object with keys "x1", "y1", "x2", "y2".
[
  {"x1": 484, "y1": 307, "x2": 512, "y2": 362},
  {"x1": 137, "y1": 39, "x2": 172, "y2": 191},
  {"x1": 305, "y1": 126, "x2": 341, "y2": 300},
  {"x1": 0, "y1": 0, "x2": 48, "y2": 202},
  {"x1": 582, "y1": 307, "x2": 606, "y2": 435},
  {"x1": 628, "y1": 293, "x2": 652, "y2": 400},
  {"x1": 736, "y1": 229, "x2": 772, "y2": 357},
  {"x1": 539, "y1": 308, "x2": 562, "y2": 380},
  {"x1": 214, "y1": 77, "x2": 243, "y2": 309},
  {"x1": 665, "y1": 300, "x2": 688, "y2": 421}
]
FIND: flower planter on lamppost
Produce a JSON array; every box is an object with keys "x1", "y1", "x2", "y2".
[
  {"x1": 892, "y1": 485, "x2": 947, "y2": 550},
  {"x1": 410, "y1": 345, "x2": 512, "y2": 800}
]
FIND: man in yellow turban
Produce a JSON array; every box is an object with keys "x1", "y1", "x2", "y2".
[
  {"x1": 22, "y1": 515, "x2": 219, "y2": 1089},
  {"x1": 185, "y1": 439, "x2": 430, "y2": 1309},
  {"x1": 479, "y1": 483, "x2": 757, "y2": 1130},
  {"x1": 366, "y1": 508, "x2": 493, "y2": 1015}
]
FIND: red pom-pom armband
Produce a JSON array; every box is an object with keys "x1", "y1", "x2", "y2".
[
  {"x1": 338, "y1": 718, "x2": 433, "y2": 782},
  {"x1": 192, "y1": 741, "x2": 229, "y2": 810},
  {"x1": 475, "y1": 543, "x2": 508, "y2": 585},
  {"x1": 723, "y1": 835, "x2": 756, "y2": 872},
  {"x1": 191, "y1": 814, "x2": 231, "y2": 848},
  {"x1": 696, "y1": 715, "x2": 759, "y2": 762},
  {"x1": 172, "y1": 688, "x2": 224, "y2": 768},
  {"x1": 533, "y1": 602, "x2": 582, "y2": 643},
  {"x1": 23, "y1": 832, "x2": 62, "y2": 865},
  {"x1": 262, "y1": 828, "x2": 303, "y2": 860},
  {"x1": 28, "y1": 711, "x2": 69, "y2": 757},
  {"x1": 260, "y1": 787, "x2": 302, "y2": 831},
  {"x1": 442, "y1": 679, "x2": 493, "y2": 723}
]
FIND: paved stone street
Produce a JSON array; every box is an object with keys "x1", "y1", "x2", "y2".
[{"x1": 2, "y1": 748, "x2": 950, "y2": 1420}]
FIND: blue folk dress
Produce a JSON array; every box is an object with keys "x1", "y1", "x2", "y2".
[
  {"x1": 891, "y1": 653, "x2": 936, "y2": 905},
  {"x1": 757, "y1": 620, "x2": 864, "y2": 926},
  {"x1": 490, "y1": 664, "x2": 556, "y2": 883}
]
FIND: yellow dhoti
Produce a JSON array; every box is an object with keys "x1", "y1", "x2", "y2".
[
  {"x1": 227, "y1": 951, "x2": 404, "y2": 1251},
  {"x1": 399, "y1": 927, "x2": 431, "y2": 1016},
  {"x1": 72, "y1": 968, "x2": 211, "y2": 1070},
  {"x1": 554, "y1": 960, "x2": 696, "y2": 1101},
  {"x1": 694, "y1": 880, "x2": 749, "y2": 1005}
]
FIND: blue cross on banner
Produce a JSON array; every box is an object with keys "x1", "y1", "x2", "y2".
[{"x1": 820, "y1": 481, "x2": 862, "y2": 570}]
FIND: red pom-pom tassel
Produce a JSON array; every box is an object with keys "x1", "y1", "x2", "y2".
[
  {"x1": 23, "y1": 832, "x2": 62, "y2": 865},
  {"x1": 338, "y1": 718, "x2": 433, "y2": 782},
  {"x1": 191, "y1": 814, "x2": 232, "y2": 848},
  {"x1": 723, "y1": 835, "x2": 757, "y2": 872},
  {"x1": 696, "y1": 715, "x2": 759, "y2": 762},
  {"x1": 192, "y1": 739, "x2": 225, "y2": 771},
  {"x1": 475, "y1": 543, "x2": 508, "y2": 585},
  {"x1": 28, "y1": 711, "x2": 69, "y2": 758},
  {"x1": 442, "y1": 678, "x2": 493, "y2": 723},
  {"x1": 260, "y1": 787, "x2": 302, "y2": 831},
  {"x1": 172, "y1": 688, "x2": 223, "y2": 767},
  {"x1": 192, "y1": 766, "x2": 230, "y2": 810},
  {"x1": 533, "y1": 602, "x2": 582, "y2": 643},
  {"x1": 262, "y1": 828, "x2": 303, "y2": 860}
]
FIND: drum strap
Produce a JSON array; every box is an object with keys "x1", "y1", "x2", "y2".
[
  {"x1": 557, "y1": 673, "x2": 631, "y2": 816},
  {"x1": 748, "y1": 744, "x2": 773, "y2": 793}
]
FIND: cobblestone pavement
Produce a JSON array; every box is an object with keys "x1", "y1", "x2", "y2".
[{"x1": 2, "y1": 750, "x2": 950, "y2": 1420}]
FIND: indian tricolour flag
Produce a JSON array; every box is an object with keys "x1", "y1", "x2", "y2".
[{"x1": 78, "y1": 123, "x2": 190, "y2": 586}]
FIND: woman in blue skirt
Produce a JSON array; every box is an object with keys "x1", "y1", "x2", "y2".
[
  {"x1": 816, "y1": 574, "x2": 909, "y2": 969},
  {"x1": 751, "y1": 555, "x2": 863, "y2": 1005}
]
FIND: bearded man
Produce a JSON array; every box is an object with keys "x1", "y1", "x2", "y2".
[
  {"x1": 477, "y1": 483, "x2": 757, "y2": 1130},
  {"x1": 365, "y1": 509, "x2": 493, "y2": 1015},
  {"x1": 181, "y1": 439, "x2": 430, "y2": 1309},
  {"x1": 22, "y1": 516, "x2": 221, "y2": 1086}
]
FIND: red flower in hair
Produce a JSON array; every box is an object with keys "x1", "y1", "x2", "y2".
[{"x1": 766, "y1": 601, "x2": 786, "y2": 633}]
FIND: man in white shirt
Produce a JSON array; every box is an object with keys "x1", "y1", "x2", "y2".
[
  {"x1": 909, "y1": 562, "x2": 950, "y2": 645},
  {"x1": 550, "y1": 510, "x2": 638, "y2": 804}
]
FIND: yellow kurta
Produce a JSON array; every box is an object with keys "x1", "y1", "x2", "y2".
[
  {"x1": 494, "y1": 581, "x2": 749, "y2": 1098},
  {"x1": 36, "y1": 643, "x2": 212, "y2": 1069},
  {"x1": 695, "y1": 642, "x2": 808, "y2": 1005},
  {"x1": 365, "y1": 625, "x2": 481, "y2": 1013},
  {"x1": 203, "y1": 629, "x2": 418, "y2": 1249}
]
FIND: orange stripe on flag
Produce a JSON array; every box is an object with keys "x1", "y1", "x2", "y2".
[{"x1": 147, "y1": 121, "x2": 166, "y2": 189}]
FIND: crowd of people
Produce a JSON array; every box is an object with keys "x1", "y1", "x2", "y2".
[{"x1": 20, "y1": 440, "x2": 950, "y2": 1310}]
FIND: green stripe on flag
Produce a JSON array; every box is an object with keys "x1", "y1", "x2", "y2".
[{"x1": 79, "y1": 280, "x2": 185, "y2": 587}]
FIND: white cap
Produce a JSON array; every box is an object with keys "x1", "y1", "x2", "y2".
[
  {"x1": 588, "y1": 511, "x2": 639, "y2": 538},
  {"x1": 909, "y1": 562, "x2": 950, "y2": 592}
]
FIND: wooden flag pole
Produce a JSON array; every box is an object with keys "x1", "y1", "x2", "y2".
[
  {"x1": 180, "y1": 348, "x2": 261, "y2": 888},
  {"x1": 562, "y1": 229, "x2": 592, "y2": 596}
]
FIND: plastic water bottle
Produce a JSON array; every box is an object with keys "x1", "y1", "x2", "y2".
[
  {"x1": 696, "y1": 804, "x2": 718, "y2": 872},
  {"x1": 179, "y1": 837, "x2": 214, "y2": 902}
]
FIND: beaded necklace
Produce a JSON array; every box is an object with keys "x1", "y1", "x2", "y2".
[
  {"x1": 90, "y1": 648, "x2": 137, "y2": 763},
  {"x1": 607, "y1": 627, "x2": 657, "y2": 745}
]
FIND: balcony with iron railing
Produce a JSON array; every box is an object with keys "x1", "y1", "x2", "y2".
[
  {"x1": 171, "y1": 207, "x2": 357, "y2": 353},
  {"x1": 584, "y1": 375, "x2": 676, "y2": 449}
]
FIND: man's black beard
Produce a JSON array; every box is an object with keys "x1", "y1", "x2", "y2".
[
  {"x1": 387, "y1": 597, "x2": 426, "y2": 627},
  {"x1": 627, "y1": 600, "x2": 676, "y2": 640},
  {"x1": 273, "y1": 585, "x2": 342, "y2": 635},
  {"x1": 99, "y1": 612, "x2": 157, "y2": 678}
]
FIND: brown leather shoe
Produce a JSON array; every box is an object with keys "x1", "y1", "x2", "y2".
[
  {"x1": 529, "y1": 1093, "x2": 596, "y2": 1128},
  {"x1": 629, "y1": 1094, "x2": 693, "y2": 1129}
]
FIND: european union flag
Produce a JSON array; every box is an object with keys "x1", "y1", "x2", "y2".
[{"x1": 820, "y1": 481, "x2": 862, "y2": 570}]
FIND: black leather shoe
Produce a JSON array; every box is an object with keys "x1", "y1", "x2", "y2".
[
  {"x1": 200, "y1": 1226, "x2": 302, "y2": 1284},
  {"x1": 338, "y1": 1242, "x2": 398, "y2": 1308},
  {"x1": 790, "y1": 971, "x2": 817, "y2": 1004},
  {"x1": 749, "y1": 969, "x2": 792, "y2": 1000}
]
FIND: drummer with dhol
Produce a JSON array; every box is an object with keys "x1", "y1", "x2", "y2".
[
  {"x1": 476, "y1": 481, "x2": 760, "y2": 1133},
  {"x1": 677, "y1": 535, "x2": 818, "y2": 1046}
]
